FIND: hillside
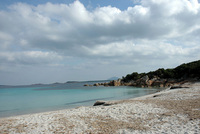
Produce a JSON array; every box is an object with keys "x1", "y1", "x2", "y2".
[
  {"x1": 122, "y1": 60, "x2": 200, "y2": 83},
  {"x1": 86, "y1": 60, "x2": 200, "y2": 87},
  {"x1": 120, "y1": 60, "x2": 200, "y2": 87}
]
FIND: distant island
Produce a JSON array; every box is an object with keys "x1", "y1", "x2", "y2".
[
  {"x1": 107, "y1": 77, "x2": 120, "y2": 80},
  {"x1": 87, "y1": 60, "x2": 200, "y2": 88},
  {"x1": 66, "y1": 80, "x2": 109, "y2": 83}
]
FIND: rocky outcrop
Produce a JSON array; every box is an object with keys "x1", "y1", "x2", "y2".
[
  {"x1": 93, "y1": 79, "x2": 123, "y2": 87},
  {"x1": 130, "y1": 76, "x2": 193, "y2": 88},
  {"x1": 93, "y1": 82, "x2": 106, "y2": 86},
  {"x1": 120, "y1": 60, "x2": 200, "y2": 88},
  {"x1": 84, "y1": 77, "x2": 193, "y2": 88},
  {"x1": 108, "y1": 79, "x2": 121, "y2": 86}
]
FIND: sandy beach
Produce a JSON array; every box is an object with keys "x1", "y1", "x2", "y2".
[{"x1": 0, "y1": 82, "x2": 199, "y2": 134}]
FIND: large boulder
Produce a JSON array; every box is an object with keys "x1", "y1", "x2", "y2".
[
  {"x1": 84, "y1": 84, "x2": 89, "y2": 86},
  {"x1": 123, "y1": 82, "x2": 134, "y2": 86},
  {"x1": 146, "y1": 80, "x2": 154, "y2": 87},
  {"x1": 93, "y1": 100, "x2": 117, "y2": 106},
  {"x1": 93, "y1": 101, "x2": 106, "y2": 106},
  {"x1": 104, "y1": 82, "x2": 109, "y2": 86},
  {"x1": 113, "y1": 79, "x2": 121, "y2": 86},
  {"x1": 134, "y1": 79, "x2": 146, "y2": 87},
  {"x1": 151, "y1": 79, "x2": 167, "y2": 87},
  {"x1": 142, "y1": 75, "x2": 149, "y2": 81},
  {"x1": 93, "y1": 83, "x2": 99, "y2": 86},
  {"x1": 107, "y1": 79, "x2": 122, "y2": 86}
]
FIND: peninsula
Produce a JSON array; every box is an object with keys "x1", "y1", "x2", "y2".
[{"x1": 89, "y1": 60, "x2": 200, "y2": 88}]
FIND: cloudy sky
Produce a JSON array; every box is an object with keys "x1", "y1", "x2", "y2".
[{"x1": 0, "y1": 0, "x2": 200, "y2": 85}]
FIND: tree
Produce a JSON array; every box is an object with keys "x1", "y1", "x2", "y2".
[{"x1": 122, "y1": 60, "x2": 200, "y2": 82}]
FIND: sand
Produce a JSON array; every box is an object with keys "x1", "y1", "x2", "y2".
[{"x1": 0, "y1": 82, "x2": 199, "y2": 134}]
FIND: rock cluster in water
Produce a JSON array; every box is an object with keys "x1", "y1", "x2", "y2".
[{"x1": 84, "y1": 79, "x2": 122, "y2": 87}]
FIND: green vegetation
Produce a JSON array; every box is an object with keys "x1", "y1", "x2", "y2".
[{"x1": 122, "y1": 60, "x2": 200, "y2": 82}]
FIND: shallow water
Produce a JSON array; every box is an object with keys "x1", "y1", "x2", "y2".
[{"x1": 0, "y1": 82, "x2": 160, "y2": 117}]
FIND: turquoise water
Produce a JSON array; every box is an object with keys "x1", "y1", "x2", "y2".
[{"x1": 0, "y1": 82, "x2": 160, "y2": 117}]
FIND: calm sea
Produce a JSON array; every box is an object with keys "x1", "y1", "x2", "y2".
[{"x1": 0, "y1": 81, "x2": 161, "y2": 118}]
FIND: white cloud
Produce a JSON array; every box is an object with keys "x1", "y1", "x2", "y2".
[
  {"x1": 0, "y1": 51, "x2": 63, "y2": 65},
  {"x1": 2, "y1": 0, "x2": 199, "y2": 49},
  {"x1": 0, "y1": 0, "x2": 200, "y2": 84},
  {"x1": 82, "y1": 41, "x2": 134, "y2": 57},
  {"x1": 93, "y1": 6, "x2": 122, "y2": 25},
  {"x1": 0, "y1": 31, "x2": 13, "y2": 50}
]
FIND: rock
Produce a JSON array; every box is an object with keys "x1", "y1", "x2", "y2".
[
  {"x1": 104, "y1": 83, "x2": 109, "y2": 86},
  {"x1": 99, "y1": 83, "x2": 104, "y2": 86},
  {"x1": 142, "y1": 75, "x2": 149, "y2": 81},
  {"x1": 151, "y1": 79, "x2": 167, "y2": 87},
  {"x1": 151, "y1": 76, "x2": 159, "y2": 81},
  {"x1": 93, "y1": 83, "x2": 99, "y2": 86},
  {"x1": 84, "y1": 84, "x2": 93, "y2": 86},
  {"x1": 105, "y1": 79, "x2": 122, "y2": 86},
  {"x1": 103, "y1": 102, "x2": 113, "y2": 106},
  {"x1": 146, "y1": 80, "x2": 153, "y2": 86},
  {"x1": 93, "y1": 101, "x2": 106, "y2": 106},
  {"x1": 93, "y1": 100, "x2": 117, "y2": 106},
  {"x1": 153, "y1": 94, "x2": 162, "y2": 98},
  {"x1": 113, "y1": 79, "x2": 121, "y2": 86},
  {"x1": 134, "y1": 79, "x2": 146, "y2": 87},
  {"x1": 165, "y1": 83, "x2": 173, "y2": 87},
  {"x1": 159, "y1": 84, "x2": 164, "y2": 88},
  {"x1": 170, "y1": 86, "x2": 189, "y2": 89},
  {"x1": 123, "y1": 82, "x2": 134, "y2": 86}
]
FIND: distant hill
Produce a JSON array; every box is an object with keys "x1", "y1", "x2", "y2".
[
  {"x1": 66, "y1": 80, "x2": 109, "y2": 83},
  {"x1": 108, "y1": 77, "x2": 120, "y2": 80},
  {"x1": 122, "y1": 60, "x2": 200, "y2": 82}
]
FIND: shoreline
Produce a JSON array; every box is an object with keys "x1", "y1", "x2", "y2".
[{"x1": 0, "y1": 82, "x2": 199, "y2": 133}]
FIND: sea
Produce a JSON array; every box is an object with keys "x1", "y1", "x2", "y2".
[{"x1": 0, "y1": 81, "x2": 161, "y2": 118}]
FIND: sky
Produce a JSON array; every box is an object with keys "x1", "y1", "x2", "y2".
[{"x1": 0, "y1": 0, "x2": 200, "y2": 85}]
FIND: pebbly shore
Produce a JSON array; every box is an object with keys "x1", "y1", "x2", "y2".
[{"x1": 0, "y1": 82, "x2": 200, "y2": 134}]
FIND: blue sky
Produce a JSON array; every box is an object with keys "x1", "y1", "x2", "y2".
[
  {"x1": 0, "y1": 0, "x2": 136, "y2": 10},
  {"x1": 0, "y1": 0, "x2": 200, "y2": 85}
]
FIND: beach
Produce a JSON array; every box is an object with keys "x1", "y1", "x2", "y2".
[{"x1": 0, "y1": 82, "x2": 199, "y2": 134}]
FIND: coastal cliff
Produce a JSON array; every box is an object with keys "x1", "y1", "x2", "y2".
[
  {"x1": 86, "y1": 60, "x2": 200, "y2": 88},
  {"x1": 121, "y1": 60, "x2": 200, "y2": 87}
]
